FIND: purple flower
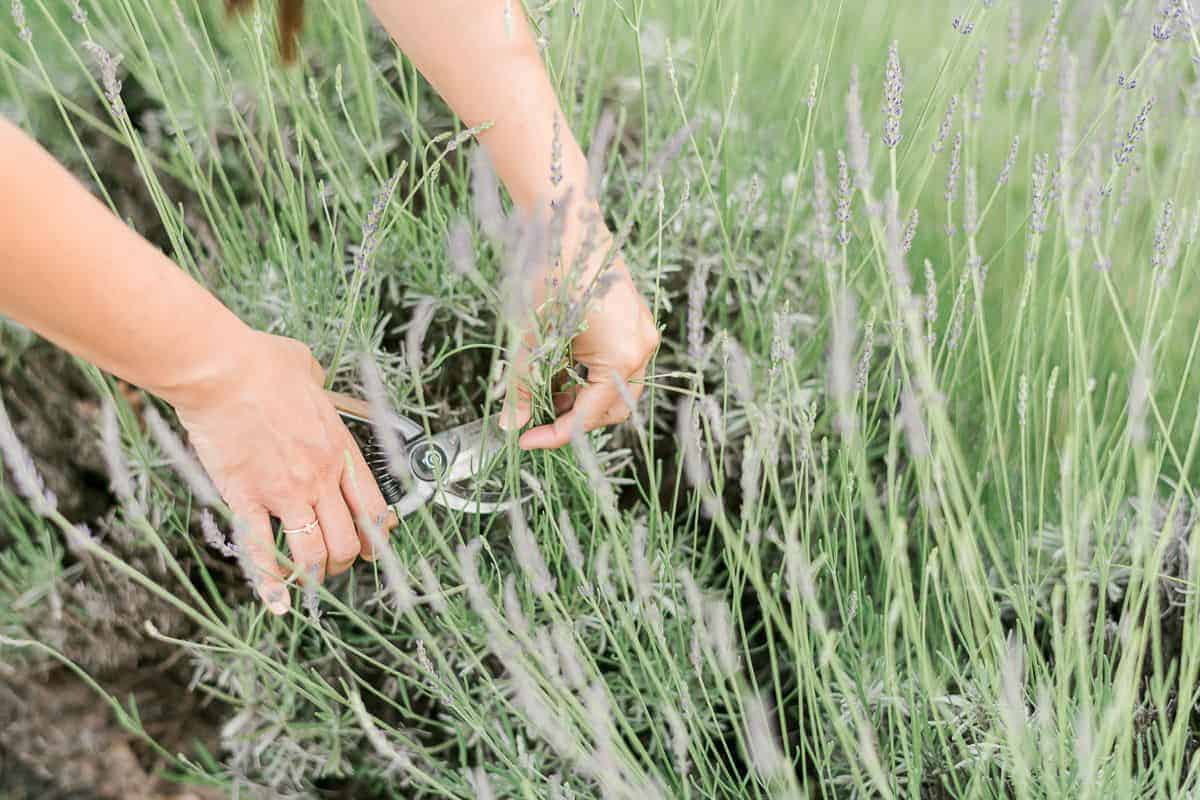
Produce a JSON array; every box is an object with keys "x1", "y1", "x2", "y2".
[
  {"x1": 200, "y1": 509, "x2": 237, "y2": 558},
  {"x1": 1152, "y1": 200, "x2": 1174, "y2": 271},
  {"x1": 1115, "y1": 99, "x2": 1154, "y2": 167},
  {"x1": 82, "y1": 41, "x2": 126, "y2": 120},
  {"x1": 836, "y1": 150, "x2": 852, "y2": 245},
  {"x1": 902, "y1": 207, "x2": 919, "y2": 255},
  {"x1": 932, "y1": 95, "x2": 959, "y2": 155},
  {"x1": 12, "y1": 0, "x2": 31, "y2": 42},
  {"x1": 882, "y1": 42, "x2": 904, "y2": 149},
  {"x1": 143, "y1": 405, "x2": 220, "y2": 507},
  {"x1": 1007, "y1": 4, "x2": 1022, "y2": 66},
  {"x1": 944, "y1": 132, "x2": 963, "y2": 204},
  {"x1": 812, "y1": 150, "x2": 834, "y2": 262},
  {"x1": 1035, "y1": 1, "x2": 1062, "y2": 75},
  {"x1": 1029, "y1": 153, "x2": 1051, "y2": 235},
  {"x1": 355, "y1": 169, "x2": 402, "y2": 272},
  {"x1": 846, "y1": 66, "x2": 871, "y2": 189},
  {"x1": 973, "y1": 49, "x2": 987, "y2": 122},
  {"x1": 0, "y1": 395, "x2": 57, "y2": 517},
  {"x1": 997, "y1": 136, "x2": 1020, "y2": 186},
  {"x1": 100, "y1": 398, "x2": 143, "y2": 518}
]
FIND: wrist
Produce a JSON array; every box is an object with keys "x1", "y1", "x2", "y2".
[
  {"x1": 557, "y1": 199, "x2": 621, "y2": 288},
  {"x1": 146, "y1": 316, "x2": 260, "y2": 415}
]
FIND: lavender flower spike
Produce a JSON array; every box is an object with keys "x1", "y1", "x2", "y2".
[
  {"x1": 143, "y1": 405, "x2": 221, "y2": 507},
  {"x1": 355, "y1": 168, "x2": 402, "y2": 272},
  {"x1": 100, "y1": 398, "x2": 144, "y2": 517},
  {"x1": 1115, "y1": 99, "x2": 1154, "y2": 168},
  {"x1": 12, "y1": 0, "x2": 31, "y2": 43},
  {"x1": 82, "y1": 41, "x2": 126, "y2": 120},
  {"x1": 882, "y1": 41, "x2": 904, "y2": 149},
  {"x1": 845, "y1": 65, "x2": 871, "y2": 190},
  {"x1": 0, "y1": 395, "x2": 57, "y2": 517}
]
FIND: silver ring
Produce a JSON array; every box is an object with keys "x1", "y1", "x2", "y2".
[{"x1": 281, "y1": 518, "x2": 319, "y2": 536}]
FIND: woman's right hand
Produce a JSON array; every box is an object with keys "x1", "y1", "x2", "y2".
[
  {"x1": 1, "y1": 120, "x2": 393, "y2": 615},
  {"x1": 164, "y1": 330, "x2": 396, "y2": 615}
]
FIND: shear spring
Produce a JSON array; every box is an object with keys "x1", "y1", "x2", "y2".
[{"x1": 363, "y1": 434, "x2": 406, "y2": 505}]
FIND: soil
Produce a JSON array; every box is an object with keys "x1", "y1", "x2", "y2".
[
  {"x1": 0, "y1": 344, "x2": 225, "y2": 800},
  {"x1": 0, "y1": 670, "x2": 223, "y2": 800}
]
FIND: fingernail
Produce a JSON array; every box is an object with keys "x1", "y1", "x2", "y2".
[
  {"x1": 499, "y1": 401, "x2": 531, "y2": 432},
  {"x1": 265, "y1": 587, "x2": 290, "y2": 616},
  {"x1": 384, "y1": 510, "x2": 399, "y2": 529}
]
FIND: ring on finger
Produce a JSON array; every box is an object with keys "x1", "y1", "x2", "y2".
[{"x1": 281, "y1": 517, "x2": 320, "y2": 536}]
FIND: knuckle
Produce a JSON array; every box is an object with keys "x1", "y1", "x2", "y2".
[
  {"x1": 276, "y1": 487, "x2": 316, "y2": 513},
  {"x1": 279, "y1": 337, "x2": 325, "y2": 383},
  {"x1": 259, "y1": 455, "x2": 345, "y2": 508},
  {"x1": 291, "y1": 548, "x2": 326, "y2": 577},
  {"x1": 284, "y1": 461, "x2": 319, "y2": 491},
  {"x1": 243, "y1": 540, "x2": 276, "y2": 563},
  {"x1": 364, "y1": 490, "x2": 389, "y2": 518},
  {"x1": 283, "y1": 336, "x2": 316, "y2": 363},
  {"x1": 610, "y1": 347, "x2": 644, "y2": 374},
  {"x1": 327, "y1": 537, "x2": 361, "y2": 567},
  {"x1": 319, "y1": 447, "x2": 346, "y2": 481},
  {"x1": 287, "y1": 525, "x2": 326, "y2": 552},
  {"x1": 223, "y1": 487, "x2": 256, "y2": 513}
]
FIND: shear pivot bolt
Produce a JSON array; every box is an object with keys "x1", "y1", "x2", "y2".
[{"x1": 410, "y1": 442, "x2": 447, "y2": 481}]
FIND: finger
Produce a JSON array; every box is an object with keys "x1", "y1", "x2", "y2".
[
  {"x1": 340, "y1": 442, "x2": 398, "y2": 561},
  {"x1": 604, "y1": 365, "x2": 647, "y2": 425},
  {"x1": 519, "y1": 371, "x2": 623, "y2": 451},
  {"x1": 317, "y1": 482, "x2": 361, "y2": 576},
  {"x1": 498, "y1": 333, "x2": 535, "y2": 432},
  {"x1": 231, "y1": 506, "x2": 290, "y2": 616},
  {"x1": 551, "y1": 368, "x2": 579, "y2": 415},
  {"x1": 280, "y1": 507, "x2": 327, "y2": 583},
  {"x1": 553, "y1": 388, "x2": 578, "y2": 415}
]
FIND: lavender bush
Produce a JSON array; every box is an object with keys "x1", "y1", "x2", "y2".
[{"x1": 4, "y1": 1, "x2": 1200, "y2": 797}]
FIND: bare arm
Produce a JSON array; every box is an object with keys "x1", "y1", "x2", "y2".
[
  {"x1": 0, "y1": 118, "x2": 395, "y2": 613},
  {"x1": 368, "y1": 1, "x2": 659, "y2": 448},
  {"x1": 0, "y1": 118, "x2": 247, "y2": 406},
  {"x1": 369, "y1": 0, "x2": 587, "y2": 219}
]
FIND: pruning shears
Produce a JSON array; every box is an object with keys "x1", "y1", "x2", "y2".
[{"x1": 326, "y1": 390, "x2": 532, "y2": 518}]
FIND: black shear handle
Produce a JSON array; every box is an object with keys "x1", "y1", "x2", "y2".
[{"x1": 324, "y1": 390, "x2": 409, "y2": 505}]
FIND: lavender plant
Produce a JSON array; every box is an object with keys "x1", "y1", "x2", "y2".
[{"x1": 4, "y1": 1, "x2": 1200, "y2": 798}]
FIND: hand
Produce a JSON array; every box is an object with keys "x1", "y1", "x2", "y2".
[
  {"x1": 165, "y1": 330, "x2": 396, "y2": 614},
  {"x1": 500, "y1": 255, "x2": 660, "y2": 450}
]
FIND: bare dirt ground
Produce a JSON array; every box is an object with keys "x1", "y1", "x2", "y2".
[{"x1": 1, "y1": 345, "x2": 224, "y2": 800}]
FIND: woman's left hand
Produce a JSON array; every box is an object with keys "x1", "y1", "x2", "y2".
[{"x1": 499, "y1": 239, "x2": 660, "y2": 450}]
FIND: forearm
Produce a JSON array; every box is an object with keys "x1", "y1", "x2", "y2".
[
  {"x1": 0, "y1": 119, "x2": 251, "y2": 409},
  {"x1": 368, "y1": 1, "x2": 604, "y2": 240}
]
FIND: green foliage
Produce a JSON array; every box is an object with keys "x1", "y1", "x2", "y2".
[{"x1": 4, "y1": 0, "x2": 1200, "y2": 798}]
